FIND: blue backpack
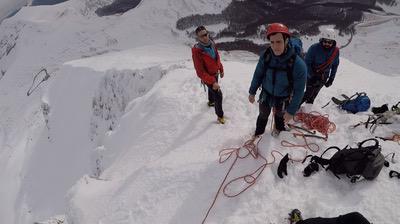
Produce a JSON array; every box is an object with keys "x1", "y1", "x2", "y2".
[
  {"x1": 332, "y1": 92, "x2": 371, "y2": 114},
  {"x1": 289, "y1": 36, "x2": 304, "y2": 59}
]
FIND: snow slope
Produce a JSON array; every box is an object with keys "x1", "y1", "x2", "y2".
[
  {"x1": 63, "y1": 45, "x2": 400, "y2": 224},
  {"x1": 0, "y1": 0, "x2": 231, "y2": 223},
  {"x1": 0, "y1": 0, "x2": 399, "y2": 223},
  {"x1": 0, "y1": 0, "x2": 27, "y2": 23}
]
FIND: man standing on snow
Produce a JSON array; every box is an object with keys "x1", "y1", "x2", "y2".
[
  {"x1": 249, "y1": 23, "x2": 307, "y2": 137},
  {"x1": 192, "y1": 25, "x2": 225, "y2": 124},
  {"x1": 302, "y1": 28, "x2": 340, "y2": 104}
]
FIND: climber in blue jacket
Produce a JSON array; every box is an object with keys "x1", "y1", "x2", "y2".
[
  {"x1": 302, "y1": 28, "x2": 340, "y2": 104},
  {"x1": 249, "y1": 23, "x2": 307, "y2": 137}
]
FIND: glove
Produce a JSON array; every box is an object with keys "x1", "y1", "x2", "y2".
[
  {"x1": 325, "y1": 78, "x2": 334, "y2": 87},
  {"x1": 372, "y1": 104, "x2": 389, "y2": 114},
  {"x1": 277, "y1": 153, "x2": 290, "y2": 178},
  {"x1": 303, "y1": 162, "x2": 319, "y2": 177}
]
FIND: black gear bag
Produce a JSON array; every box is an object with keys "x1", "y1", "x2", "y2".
[{"x1": 303, "y1": 138, "x2": 385, "y2": 183}]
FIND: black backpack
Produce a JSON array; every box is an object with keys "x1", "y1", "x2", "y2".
[{"x1": 303, "y1": 138, "x2": 386, "y2": 183}]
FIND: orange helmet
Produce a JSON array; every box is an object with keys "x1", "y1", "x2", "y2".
[{"x1": 266, "y1": 23, "x2": 290, "y2": 39}]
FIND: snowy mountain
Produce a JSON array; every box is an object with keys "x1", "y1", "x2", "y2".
[
  {"x1": 0, "y1": 0, "x2": 27, "y2": 23},
  {"x1": 0, "y1": 0, "x2": 399, "y2": 223},
  {"x1": 0, "y1": 0, "x2": 71, "y2": 23}
]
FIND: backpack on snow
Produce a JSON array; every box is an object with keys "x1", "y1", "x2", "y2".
[
  {"x1": 331, "y1": 92, "x2": 371, "y2": 114},
  {"x1": 262, "y1": 36, "x2": 304, "y2": 93},
  {"x1": 303, "y1": 138, "x2": 386, "y2": 183}
]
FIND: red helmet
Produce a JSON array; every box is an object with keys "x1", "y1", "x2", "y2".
[{"x1": 266, "y1": 23, "x2": 290, "y2": 39}]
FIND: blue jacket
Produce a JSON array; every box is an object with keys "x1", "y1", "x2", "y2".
[
  {"x1": 305, "y1": 43, "x2": 340, "y2": 80},
  {"x1": 249, "y1": 46, "x2": 307, "y2": 115}
]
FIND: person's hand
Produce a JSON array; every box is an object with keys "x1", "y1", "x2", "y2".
[
  {"x1": 248, "y1": 95, "x2": 256, "y2": 104},
  {"x1": 284, "y1": 112, "x2": 294, "y2": 123},
  {"x1": 220, "y1": 72, "x2": 224, "y2": 78},
  {"x1": 212, "y1": 82, "x2": 220, "y2": 90}
]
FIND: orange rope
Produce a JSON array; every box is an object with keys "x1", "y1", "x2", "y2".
[
  {"x1": 202, "y1": 137, "x2": 267, "y2": 223},
  {"x1": 203, "y1": 137, "x2": 294, "y2": 223},
  {"x1": 280, "y1": 111, "x2": 337, "y2": 163},
  {"x1": 294, "y1": 111, "x2": 336, "y2": 138},
  {"x1": 202, "y1": 132, "x2": 323, "y2": 223},
  {"x1": 377, "y1": 133, "x2": 400, "y2": 145}
]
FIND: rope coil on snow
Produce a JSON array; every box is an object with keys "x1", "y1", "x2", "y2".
[
  {"x1": 202, "y1": 137, "x2": 266, "y2": 224},
  {"x1": 293, "y1": 111, "x2": 336, "y2": 138}
]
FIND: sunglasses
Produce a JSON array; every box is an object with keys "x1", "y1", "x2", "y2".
[{"x1": 322, "y1": 39, "x2": 333, "y2": 44}]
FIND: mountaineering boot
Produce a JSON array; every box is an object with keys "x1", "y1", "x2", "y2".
[
  {"x1": 271, "y1": 129, "x2": 281, "y2": 137},
  {"x1": 252, "y1": 134, "x2": 262, "y2": 140},
  {"x1": 207, "y1": 101, "x2": 215, "y2": 107},
  {"x1": 288, "y1": 209, "x2": 303, "y2": 224},
  {"x1": 217, "y1": 116, "x2": 225, "y2": 124}
]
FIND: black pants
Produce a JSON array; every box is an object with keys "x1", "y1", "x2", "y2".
[
  {"x1": 302, "y1": 76, "x2": 325, "y2": 104},
  {"x1": 207, "y1": 85, "x2": 223, "y2": 118},
  {"x1": 298, "y1": 212, "x2": 371, "y2": 224},
  {"x1": 255, "y1": 94, "x2": 288, "y2": 136}
]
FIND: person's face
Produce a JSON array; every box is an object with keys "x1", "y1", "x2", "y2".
[
  {"x1": 197, "y1": 30, "x2": 209, "y2": 43},
  {"x1": 269, "y1": 33, "x2": 286, "y2": 56},
  {"x1": 321, "y1": 38, "x2": 334, "y2": 49}
]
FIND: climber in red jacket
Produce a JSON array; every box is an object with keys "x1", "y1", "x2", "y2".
[{"x1": 192, "y1": 25, "x2": 225, "y2": 124}]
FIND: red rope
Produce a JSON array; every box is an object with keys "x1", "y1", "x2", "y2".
[
  {"x1": 315, "y1": 47, "x2": 339, "y2": 73},
  {"x1": 202, "y1": 113, "x2": 336, "y2": 223},
  {"x1": 377, "y1": 133, "x2": 400, "y2": 145},
  {"x1": 202, "y1": 137, "x2": 273, "y2": 223},
  {"x1": 391, "y1": 134, "x2": 400, "y2": 144},
  {"x1": 280, "y1": 111, "x2": 337, "y2": 162},
  {"x1": 281, "y1": 136, "x2": 320, "y2": 153},
  {"x1": 294, "y1": 111, "x2": 336, "y2": 138}
]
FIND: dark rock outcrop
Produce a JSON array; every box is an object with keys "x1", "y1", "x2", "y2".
[
  {"x1": 96, "y1": 0, "x2": 141, "y2": 16},
  {"x1": 177, "y1": 0, "x2": 398, "y2": 52}
]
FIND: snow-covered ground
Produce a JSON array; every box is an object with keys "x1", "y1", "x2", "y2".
[
  {"x1": 63, "y1": 45, "x2": 400, "y2": 224},
  {"x1": 0, "y1": 0, "x2": 399, "y2": 223},
  {"x1": 0, "y1": 0, "x2": 27, "y2": 23}
]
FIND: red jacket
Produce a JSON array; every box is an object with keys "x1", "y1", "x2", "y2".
[{"x1": 192, "y1": 41, "x2": 224, "y2": 85}]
